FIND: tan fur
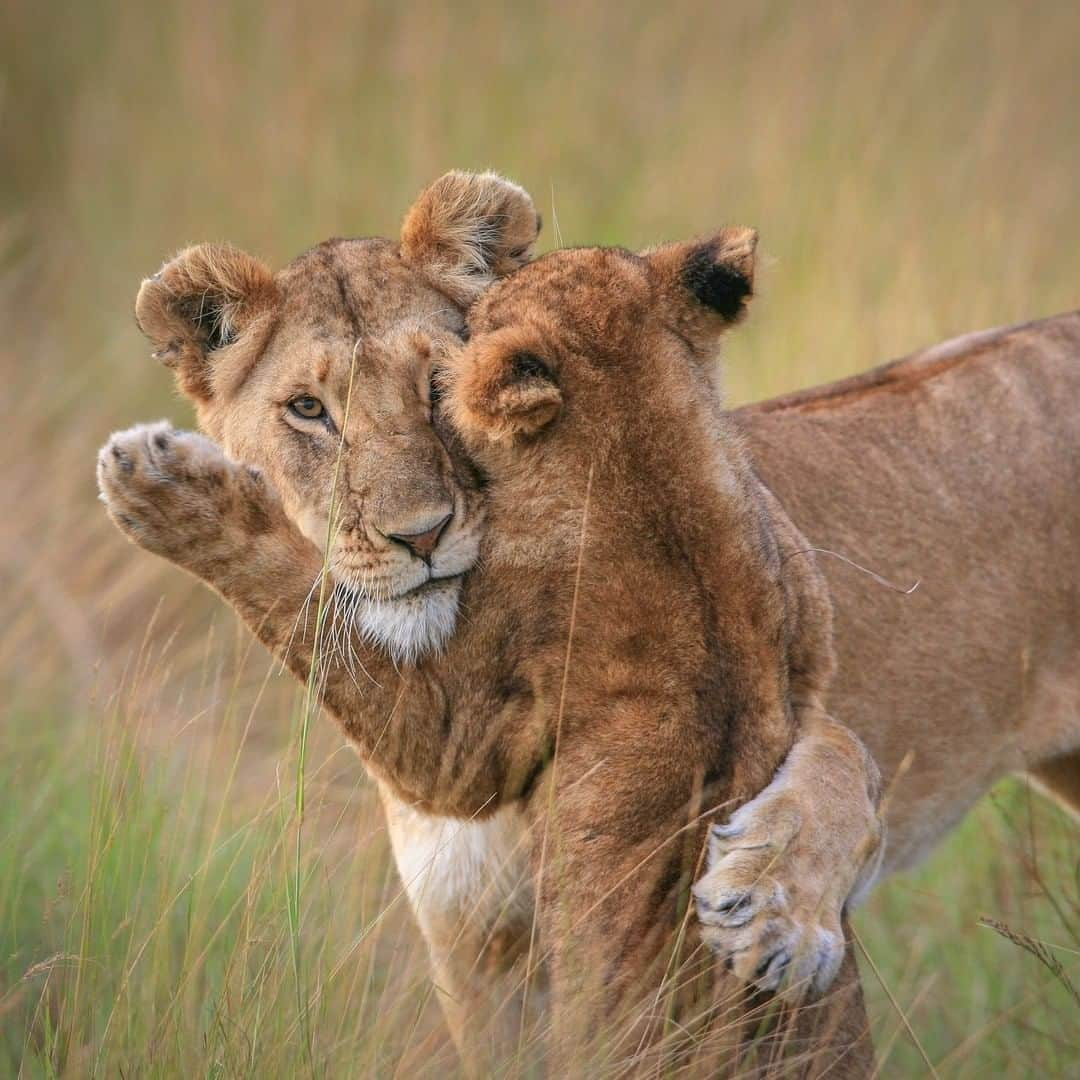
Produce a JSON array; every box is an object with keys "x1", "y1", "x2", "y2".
[
  {"x1": 127, "y1": 173, "x2": 548, "y2": 663},
  {"x1": 106, "y1": 173, "x2": 551, "y2": 1059},
  {"x1": 691, "y1": 313, "x2": 1080, "y2": 981},
  {"x1": 730, "y1": 313, "x2": 1080, "y2": 870},
  {"x1": 135, "y1": 243, "x2": 279, "y2": 401},
  {"x1": 400, "y1": 169, "x2": 540, "y2": 306},
  {"x1": 98, "y1": 198, "x2": 875, "y2": 1073}
]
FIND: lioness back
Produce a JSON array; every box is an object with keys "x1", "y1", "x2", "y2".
[{"x1": 738, "y1": 311, "x2": 1080, "y2": 868}]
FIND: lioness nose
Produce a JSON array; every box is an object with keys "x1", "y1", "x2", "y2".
[{"x1": 387, "y1": 513, "x2": 452, "y2": 563}]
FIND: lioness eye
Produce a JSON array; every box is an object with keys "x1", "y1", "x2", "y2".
[{"x1": 290, "y1": 396, "x2": 325, "y2": 420}]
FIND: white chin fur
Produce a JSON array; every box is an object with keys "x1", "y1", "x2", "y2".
[{"x1": 355, "y1": 581, "x2": 461, "y2": 665}]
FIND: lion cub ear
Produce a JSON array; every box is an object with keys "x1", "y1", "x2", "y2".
[
  {"x1": 444, "y1": 326, "x2": 562, "y2": 444},
  {"x1": 135, "y1": 244, "x2": 278, "y2": 402},
  {"x1": 400, "y1": 171, "x2": 541, "y2": 306},
  {"x1": 645, "y1": 226, "x2": 758, "y2": 352}
]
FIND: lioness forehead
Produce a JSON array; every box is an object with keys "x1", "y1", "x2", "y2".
[
  {"x1": 243, "y1": 236, "x2": 463, "y2": 396},
  {"x1": 277, "y1": 237, "x2": 462, "y2": 338}
]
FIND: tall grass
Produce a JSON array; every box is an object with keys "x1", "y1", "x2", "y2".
[
  {"x1": 1, "y1": 0, "x2": 1077, "y2": 1074},
  {"x1": 0, "y1": 652, "x2": 449, "y2": 1076}
]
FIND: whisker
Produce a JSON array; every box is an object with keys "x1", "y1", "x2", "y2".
[{"x1": 279, "y1": 569, "x2": 325, "y2": 676}]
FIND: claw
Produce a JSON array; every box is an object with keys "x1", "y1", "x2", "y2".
[
  {"x1": 110, "y1": 444, "x2": 134, "y2": 474},
  {"x1": 718, "y1": 895, "x2": 752, "y2": 915},
  {"x1": 694, "y1": 886, "x2": 760, "y2": 929}
]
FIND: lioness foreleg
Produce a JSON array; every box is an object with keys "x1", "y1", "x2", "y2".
[
  {"x1": 693, "y1": 712, "x2": 884, "y2": 999},
  {"x1": 96, "y1": 422, "x2": 392, "y2": 699},
  {"x1": 533, "y1": 743, "x2": 873, "y2": 1074}
]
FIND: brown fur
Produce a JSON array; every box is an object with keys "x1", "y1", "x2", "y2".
[
  {"x1": 97, "y1": 159, "x2": 1080, "y2": 1063},
  {"x1": 437, "y1": 238, "x2": 874, "y2": 1066},
  {"x1": 400, "y1": 170, "x2": 540, "y2": 306},
  {"x1": 691, "y1": 314, "x2": 1080, "y2": 985},
  {"x1": 127, "y1": 172, "x2": 551, "y2": 675},
  {"x1": 98, "y1": 184, "x2": 875, "y2": 1072}
]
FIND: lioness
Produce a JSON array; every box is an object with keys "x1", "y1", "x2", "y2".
[
  {"x1": 731, "y1": 313, "x2": 1080, "y2": 862},
  {"x1": 98, "y1": 178, "x2": 878, "y2": 1071}
]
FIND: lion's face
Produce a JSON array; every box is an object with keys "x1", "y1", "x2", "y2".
[
  {"x1": 445, "y1": 229, "x2": 758, "y2": 458},
  {"x1": 134, "y1": 172, "x2": 540, "y2": 661},
  {"x1": 212, "y1": 241, "x2": 486, "y2": 663}
]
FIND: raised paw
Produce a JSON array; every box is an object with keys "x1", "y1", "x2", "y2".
[
  {"x1": 693, "y1": 729, "x2": 884, "y2": 999},
  {"x1": 97, "y1": 421, "x2": 273, "y2": 569}
]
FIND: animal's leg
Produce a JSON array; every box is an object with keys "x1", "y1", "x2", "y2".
[
  {"x1": 97, "y1": 423, "x2": 398, "y2": 708},
  {"x1": 532, "y1": 748, "x2": 873, "y2": 1074},
  {"x1": 380, "y1": 787, "x2": 537, "y2": 1068},
  {"x1": 1027, "y1": 749, "x2": 1080, "y2": 820},
  {"x1": 694, "y1": 711, "x2": 884, "y2": 998}
]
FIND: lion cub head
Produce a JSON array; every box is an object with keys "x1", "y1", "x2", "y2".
[
  {"x1": 133, "y1": 172, "x2": 540, "y2": 662},
  {"x1": 443, "y1": 229, "x2": 757, "y2": 540}
]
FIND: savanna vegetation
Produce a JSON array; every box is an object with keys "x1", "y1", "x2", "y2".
[{"x1": 1, "y1": 1, "x2": 1077, "y2": 1075}]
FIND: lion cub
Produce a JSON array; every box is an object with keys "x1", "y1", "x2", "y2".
[{"x1": 440, "y1": 233, "x2": 872, "y2": 1064}]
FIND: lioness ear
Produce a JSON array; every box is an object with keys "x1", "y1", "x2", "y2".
[
  {"x1": 444, "y1": 326, "x2": 562, "y2": 444},
  {"x1": 400, "y1": 171, "x2": 541, "y2": 306},
  {"x1": 645, "y1": 226, "x2": 757, "y2": 352},
  {"x1": 134, "y1": 243, "x2": 277, "y2": 401}
]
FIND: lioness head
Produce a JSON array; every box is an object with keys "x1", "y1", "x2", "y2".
[{"x1": 134, "y1": 171, "x2": 540, "y2": 661}]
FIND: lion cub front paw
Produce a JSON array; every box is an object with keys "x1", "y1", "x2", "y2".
[
  {"x1": 693, "y1": 750, "x2": 883, "y2": 999},
  {"x1": 97, "y1": 421, "x2": 271, "y2": 567}
]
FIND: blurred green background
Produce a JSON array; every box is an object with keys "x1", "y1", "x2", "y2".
[{"x1": 1, "y1": 1, "x2": 1077, "y2": 1075}]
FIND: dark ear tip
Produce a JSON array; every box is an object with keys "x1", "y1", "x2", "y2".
[
  {"x1": 682, "y1": 238, "x2": 755, "y2": 322},
  {"x1": 510, "y1": 351, "x2": 552, "y2": 381}
]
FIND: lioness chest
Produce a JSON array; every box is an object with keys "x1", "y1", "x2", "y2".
[{"x1": 379, "y1": 783, "x2": 534, "y2": 934}]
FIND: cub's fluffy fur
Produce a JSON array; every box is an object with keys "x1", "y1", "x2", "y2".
[{"x1": 433, "y1": 237, "x2": 874, "y2": 1066}]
